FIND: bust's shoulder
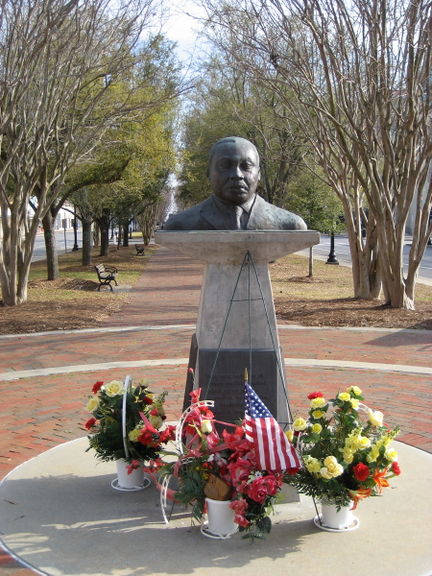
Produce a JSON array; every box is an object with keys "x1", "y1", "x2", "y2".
[
  {"x1": 251, "y1": 196, "x2": 307, "y2": 230},
  {"x1": 163, "y1": 197, "x2": 213, "y2": 230}
]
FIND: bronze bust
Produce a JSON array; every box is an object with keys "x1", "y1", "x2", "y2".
[{"x1": 164, "y1": 136, "x2": 307, "y2": 231}]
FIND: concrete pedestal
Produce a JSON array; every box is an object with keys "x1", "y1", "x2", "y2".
[{"x1": 155, "y1": 230, "x2": 320, "y2": 425}]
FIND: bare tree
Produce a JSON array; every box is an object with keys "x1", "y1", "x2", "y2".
[
  {"x1": 201, "y1": 0, "x2": 431, "y2": 308},
  {"x1": 0, "y1": 0, "x2": 179, "y2": 305}
]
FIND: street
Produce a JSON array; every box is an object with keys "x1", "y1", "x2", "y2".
[
  {"x1": 32, "y1": 228, "x2": 83, "y2": 262},
  {"x1": 303, "y1": 234, "x2": 432, "y2": 284}
]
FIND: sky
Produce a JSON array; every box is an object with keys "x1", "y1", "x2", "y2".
[{"x1": 163, "y1": 1, "x2": 206, "y2": 64}]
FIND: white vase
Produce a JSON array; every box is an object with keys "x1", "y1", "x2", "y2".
[
  {"x1": 315, "y1": 500, "x2": 359, "y2": 532},
  {"x1": 112, "y1": 459, "x2": 148, "y2": 491},
  {"x1": 201, "y1": 498, "x2": 238, "y2": 539}
]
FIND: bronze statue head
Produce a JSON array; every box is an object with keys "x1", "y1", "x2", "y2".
[{"x1": 207, "y1": 137, "x2": 260, "y2": 206}]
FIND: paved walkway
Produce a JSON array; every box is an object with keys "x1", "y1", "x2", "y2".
[{"x1": 0, "y1": 244, "x2": 431, "y2": 574}]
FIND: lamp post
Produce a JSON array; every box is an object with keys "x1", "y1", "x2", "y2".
[
  {"x1": 72, "y1": 205, "x2": 79, "y2": 251},
  {"x1": 326, "y1": 231, "x2": 339, "y2": 265}
]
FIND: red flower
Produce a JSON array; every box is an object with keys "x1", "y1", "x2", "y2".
[
  {"x1": 391, "y1": 461, "x2": 401, "y2": 475},
  {"x1": 138, "y1": 423, "x2": 159, "y2": 447},
  {"x1": 158, "y1": 425, "x2": 176, "y2": 444},
  {"x1": 246, "y1": 475, "x2": 281, "y2": 504},
  {"x1": 307, "y1": 391, "x2": 324, "y2": 400},
  {"x1": 92, "y1": 381, "x2": 104, "y2": 394},
  {"x1": 227, "y1": 457, "x2": 254, "y2": 487},
  {"x1": 189, "y1": 387, "x2": 202, "y2": 404},
  {"x1": 353, "y1": 462, "x2": 370, "y2": 482},
  {"x1": 230, "y1": 498, "x2": 250, "y2": 527},
  {"x1": 150, "y1": 408, "x2": 159, "y2": 416},
  {"x1": 84, "y1": 417, "x2": 97, "y2": 430},
  {"x1": 143, "y1": 396, "x2": 153, "y2": 405},
  {"x1": 127, "y1": 460, "x2": 141, "y2": 474}
]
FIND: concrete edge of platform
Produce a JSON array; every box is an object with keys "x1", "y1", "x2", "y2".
[
  {"x1": 1, "y1": 323, "x2": 431, "y2": 341},
  {"x1": 2, "y1": 356, "x2": 432, "y2": 382}
]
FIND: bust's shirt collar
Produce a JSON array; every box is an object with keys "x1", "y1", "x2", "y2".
[{"x1": 212, "y1": 194, "x2": 256, "y2": 214}]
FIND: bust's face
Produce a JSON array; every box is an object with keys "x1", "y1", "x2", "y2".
[{"x1": 208, "y1": 138, "x2": 260, "y2": 205}]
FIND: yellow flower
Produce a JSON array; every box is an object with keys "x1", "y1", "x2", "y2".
[
  {"x1": 366, "y1": 444, "x2": 380, "y2": 463},
  {"x1": 293, "y1": 417, "x2": 308, "y2": 431},
  {"x1": 310, "y1": 397, "x2": 326, "y2": 409},
  {"x1": 200, "y1": 420, "x2": 213, "y2": 434},
  {"x1": 86, "y1": 396, "x2": 99, "y2": 412},
  {"x1": 338, "y1": 392, "x2": 351, "y2": 402},
  {"x1": 149, "y1": 414, "x2": 163, "y2": 429},
  {"x1": 342, "y1": 449, "x2": 354, "y2": 464},
  {"x1": 319, "y1": 467, "x2": 333, "y2": 479},
  {"x1": 103, "y1": 380, "x2": 124, "y2": 397},
  {"x1": 350, "y1": 398, "x2": 360, "y2": 410},
  {"x1": 357, "y1": 435, "x2": 371, "y2": 450},
  {"x1": 304, "y1": 456, "x2": 321, "y2": 474},
  {"x1": 385, "y1": 448, "x2": 398, "y2": 462},
  {"x1": 323, "y1": 455, "x2": 343, "y2": 477},
  {"x1": 346, "y1": 386, "x2": 362, "y2": 396},
  {"x1": 312, "y1": 423, "x2": 322, "y2": 435},
  {"x1": 285, "y1": 429, "x2": 294, "y2": 442},
  {"x1": 312, "y1": 410, "x2": 325, "y2": 419},
  {"x1": 128, "y1": 428, "x2": 140, "y2": 442},
  {"x1": 368, "y1": 409, "x2": 384, "y2": 427}
]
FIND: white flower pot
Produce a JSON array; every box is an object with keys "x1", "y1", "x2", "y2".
[
  {"x1": 201, "y1": 498, "x2": 238, "y2": 539},
  {"x1": 314, "y1": 501, "x2": 359, "y2": 532},
  {"x1": 111, "y1": 460, "x2": 150, "y2": 491}
]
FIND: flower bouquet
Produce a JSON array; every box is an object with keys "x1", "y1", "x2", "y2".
[
  {"x1": 285, "y1": 386, "x2": 401, "y2": 511},
  {"x1": 158, "y1": 386, "x2": 299, "y2": 540},
  {"x1": 84, "y1": 378, "x2": 175, "y2": 469}
]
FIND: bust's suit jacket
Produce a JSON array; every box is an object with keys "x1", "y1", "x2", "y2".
[{"x1": 164, "y1": 195, "x2": 306, "y2": 230}]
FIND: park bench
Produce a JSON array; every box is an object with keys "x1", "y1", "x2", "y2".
[
  {"x1": 135, "y1": 244, "x2": 145, "y2": 255},
  {"x1": 94, "y1": 264, "x2": 118, "y2": 291}
]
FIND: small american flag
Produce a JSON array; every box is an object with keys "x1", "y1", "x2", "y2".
[{"x1": 244, "y1": 382, "x2": 300, "y2": 472}]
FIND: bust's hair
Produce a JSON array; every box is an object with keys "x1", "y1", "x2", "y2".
[{"x1": 207, "y1": 136, "x2": 259, "y2": 175}]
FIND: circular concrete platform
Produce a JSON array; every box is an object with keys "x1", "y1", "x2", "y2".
[{"x1": 0, "y1": 438, "x2": 431, "y2": 576}]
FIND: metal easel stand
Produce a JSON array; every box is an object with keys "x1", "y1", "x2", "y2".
[{"x1": 201, "y1": 250, "x2": 294, "y2": 428}]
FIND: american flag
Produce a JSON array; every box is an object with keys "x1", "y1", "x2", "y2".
[{"x1": 244, "y1": 382, "x2": 300, "y2": 472}]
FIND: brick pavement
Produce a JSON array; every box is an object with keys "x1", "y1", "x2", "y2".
[{"x1": 0, "y1": 244, "x2": 431, "y2": 574}]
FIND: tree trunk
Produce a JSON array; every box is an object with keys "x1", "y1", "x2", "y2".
[
  {"x1": 81, "y1": 218, "x2": 93, "y2": 266},
  {"x1": 0, "y1": 207, "x2": 38, "y2": 306},
  {"x1": 42, "y1": 211, "x2": 59, "y2": 280},
  {"x1": 122, "y1": 222, "x2": 129, "y2": 247},
  {"x1": 98, "y1": 216, "x2": 110, "y2": 257}
]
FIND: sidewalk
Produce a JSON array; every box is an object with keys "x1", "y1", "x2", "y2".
[{"x1": 1, "y1": 244, "x2": 431, "y2": 575}]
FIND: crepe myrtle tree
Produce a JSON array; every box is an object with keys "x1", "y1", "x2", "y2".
[
  {"x1": 201, "y1": 0, "x2": 431, "y2": 309},
  {"x1": 0, "y1": 0, "x2": 180, "y2": 306}
]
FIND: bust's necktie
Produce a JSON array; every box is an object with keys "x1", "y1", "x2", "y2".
[{"x1": 232, "y1": 205, "x2": 243, "y2": 229}]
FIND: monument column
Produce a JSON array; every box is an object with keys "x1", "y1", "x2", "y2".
[{"x1": 155, "y1": 229, "x2": 319, "y2": 426}]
